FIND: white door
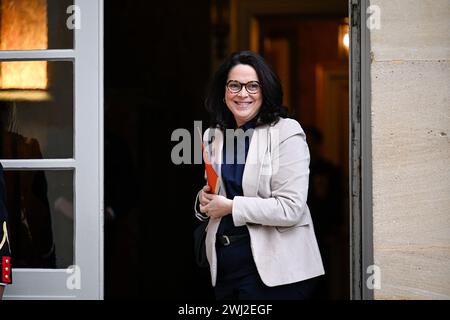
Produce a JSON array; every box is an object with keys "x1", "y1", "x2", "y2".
[{"x1": 0, "y1": 0, "x2": 103, "y2": 299}]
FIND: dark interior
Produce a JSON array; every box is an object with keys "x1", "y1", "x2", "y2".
[{"x1": 104, "y1": 0, "x2": 349, "y2": 299}]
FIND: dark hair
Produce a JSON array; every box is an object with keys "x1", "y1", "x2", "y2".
[{"x1": 205, "y1": 51, "x2": 288, "y2": 129}]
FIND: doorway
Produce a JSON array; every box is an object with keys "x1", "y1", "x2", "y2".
[{"x1": 104, "y1": 0, "x2": 350, "y2": 299}]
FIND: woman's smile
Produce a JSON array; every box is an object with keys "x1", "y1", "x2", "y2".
[
  {"x1": 233, "y1": 101, "x2": 254, "y2": 108},
  {"x1": 225, "y1": 64, "x2": 263, "y2": 127}
]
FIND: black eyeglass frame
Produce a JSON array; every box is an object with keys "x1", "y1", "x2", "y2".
[{"x1": 226, "y1": 80, "x2": 261, "y2": 94}]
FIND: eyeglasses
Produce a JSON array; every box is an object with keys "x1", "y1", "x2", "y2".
[{"x1": 226, "y1": 80, "x2": 261, "y2": 94}]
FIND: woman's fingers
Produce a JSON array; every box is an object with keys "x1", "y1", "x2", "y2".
[
  {"x1": 199, "y1": 203, "x2": 208, "y2": 215},
  {"x1": 199, "y1": 186, "x2": 216, "y2": 205},
  {"x1": 199, "y1": 190, "x2": 211, "y2": 206},
  {"x1": 203, "y1": 192, "x2": 215, "y2": 201}
]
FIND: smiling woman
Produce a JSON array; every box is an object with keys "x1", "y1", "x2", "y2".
[
  {"x1": 205, "y1": 51, "x2": 286, "y2": 131},
  {"x1": 224, "y1": 64, "x2": 263, "y2": 127},
  {"x1": 195, "y1": 51, "x2": 325, "y2": 300}
]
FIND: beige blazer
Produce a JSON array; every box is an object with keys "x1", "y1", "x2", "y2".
[{"x1": 196, "y1": 118, "x2": 325, "y2": 287}]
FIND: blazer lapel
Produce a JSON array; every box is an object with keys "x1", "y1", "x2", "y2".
[{"x1": 242, "y1": 125, "x2": 269, "y2": 197}]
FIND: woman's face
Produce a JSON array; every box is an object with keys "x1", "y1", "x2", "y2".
[{"x1": 224, "y1": 64, "x2": 263, "y2": 127}]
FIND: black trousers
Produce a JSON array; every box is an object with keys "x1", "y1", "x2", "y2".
[{"x1": 214, "y1": 237, "x2": 320, "y2": 300}]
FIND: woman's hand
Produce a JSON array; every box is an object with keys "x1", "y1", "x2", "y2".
[
  {"x1": 199, "y1": 185, "x2": 212, "y2": 207},
  {"x1": 199, "y1": 189, "x2": 233, "y2": 219}
]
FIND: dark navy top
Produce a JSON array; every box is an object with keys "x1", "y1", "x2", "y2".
[
  {"x1": 217, "y1": 117, "x2": 257, "y2": 236},
  {"x1": 215, "y1": 117, "x2": 259, "y2": 281}
]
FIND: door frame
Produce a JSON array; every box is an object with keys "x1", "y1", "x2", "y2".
[
  {"x1": 1, "y1": 0, "x2": 104, "y2": 299},
  {"x1": 349, "y1": 0, "x2": 374, "y2": 300}
]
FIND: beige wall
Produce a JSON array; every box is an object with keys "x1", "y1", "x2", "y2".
[{"x1": 370, "y1": 0, "x2": 450, "y2": 299}]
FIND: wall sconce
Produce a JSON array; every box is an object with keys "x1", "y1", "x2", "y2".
[
  {"x1": 338, "y1": 18, "x2": 350, "y2": 60},
  {"x1": 0, "y1": 0, "x2": 51, "y2": 101}
]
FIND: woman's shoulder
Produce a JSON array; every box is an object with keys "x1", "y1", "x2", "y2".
[{"x1": 271, "y1": 117, "x2": 305, "y2": 141}]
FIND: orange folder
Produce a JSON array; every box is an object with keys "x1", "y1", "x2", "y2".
[{"x1": 197, "y1": 128, "x2": 221, "y2": 194}]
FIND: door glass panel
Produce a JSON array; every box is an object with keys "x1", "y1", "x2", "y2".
[
  {"x1": 0, "y1": 0, "x2": 74, "y2": 51},
  {"x1": 3, "y1": 169, "x2": 74, "y2": 268},
  {"x1": 0, "y1": 60, "x2": 73, "y2": 158}
]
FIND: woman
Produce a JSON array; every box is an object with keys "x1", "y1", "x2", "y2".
[{"x1": 195, "y1": 51, "x2": 324, "y2": 300}]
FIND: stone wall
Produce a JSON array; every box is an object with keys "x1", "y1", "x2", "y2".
[{"x1": 370, "y1": 0, "x2": 450, "y2": 299}]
